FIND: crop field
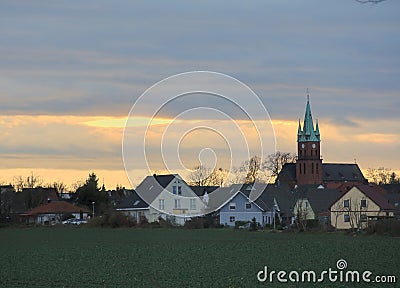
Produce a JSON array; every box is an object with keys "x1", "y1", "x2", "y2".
[{"x1": 0, "y1": 228, "x2": 399, "y2": 288}]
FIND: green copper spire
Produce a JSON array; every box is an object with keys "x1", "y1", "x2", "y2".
[
  {"x1": 315, "y1": 120, "x2": 320, "y2": 137},
  {"x1": 297, "y1": 92, "x2": 320, "y2": 142},
  {"x1": 297, "y1": 119, "x2": 302, "y2": 137}
]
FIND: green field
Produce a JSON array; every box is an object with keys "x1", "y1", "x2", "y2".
[{"x1": 0, "y1": 228, "x2": 399, "y2": 288}]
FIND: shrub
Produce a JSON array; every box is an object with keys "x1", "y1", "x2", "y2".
[
  {"x1": 234, "y1": 221, "x2": 249, "y2": 229},
  {"x1": 87, "y1": 212, "x2": 135, "y2": 228},
  {"x1": 184, "y1": 217, "x2": 205, "y2": 229},
  {"x1": 366, "y1": 220, "x2": 400, "y2": 236},
  {"x1": 250, "y1": 217, "x2": 258, "y2": 231}
]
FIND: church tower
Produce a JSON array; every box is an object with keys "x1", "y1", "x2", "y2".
[{"x1": 296, "y1": 93, "x2": 323, "y2": 185}]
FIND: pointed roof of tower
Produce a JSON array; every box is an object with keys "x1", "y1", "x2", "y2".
[
  {"x1": 315, "y1": 120, "x2": 320, "y2": 137},
  {"x1": 297, "y1": 92, "x2": 320, "y2": 142},
  {"x1": 297, "y1": 119, "x2": 302, "y2": 137}
]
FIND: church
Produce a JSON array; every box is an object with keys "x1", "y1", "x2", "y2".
[{"x1": 277, "y1": 94, "x2": 366, "y2": 188}]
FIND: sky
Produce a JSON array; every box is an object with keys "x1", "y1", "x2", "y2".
[{"x1": 0, "y1": 0, "x2": 399, "y2": 189}]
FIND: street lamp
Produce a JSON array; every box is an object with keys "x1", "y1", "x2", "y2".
[{"x1": 92, "y1": 201, "x2": 95, "y2": 218}]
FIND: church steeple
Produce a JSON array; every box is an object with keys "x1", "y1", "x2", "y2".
[
  {"x1": 297, "y1": 93, "x2": 320, "y2": 142},
  {"x1": 296, "y1": 91, "x2": 323, "y2": 185}
]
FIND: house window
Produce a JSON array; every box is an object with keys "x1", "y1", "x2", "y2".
[
  {"x1": 159, "y1": 199, "x2": 165, "y2": 210},
  {"x1": 229, "y1": 203, "x2": 236, "y2": 210},
  {"x1": 344, "y1": 214, "x2": 350, "y2": 222},
  {"x1": 229, "y1": 216, "x2": 235, "y2": 222},
  {"x1": 361, "y1": 214, "x2": 367, "y2": 222},
  {"x1": 305, "y1": 201, "x2": 309, "y2": 208},
  {"x1": 178, "y1": 186, "x2": 182, "y2": 195},
  {"x1": 190, "y1": 199, "x2": 196, "y2": 210},
  {"x1": 174, "y1": 199, "x2": 181, "y2": 209},
  {"x1": 343, "y1": 199, "x2": 350, "y2": 208},
  {"x1": 245, "y1": 203, "x2": 251, "y2": 209},
  {"x1": 360, "y1": 199, "x2": 367, "y2": 208},
  {"x1": 172, "y1": 186, "x2": 177, "y2": 195}
]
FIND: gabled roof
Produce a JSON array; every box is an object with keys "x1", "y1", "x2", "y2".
[
  {"x1": 206, "y1": 186, "x2": 241, "y2": 213},
  {"x1": 153, "y1": 174, "x2": 176, "y2": 188},
  {"x1": 116, "y1": 190, "x2": 149, "y2": 210},
  {"x1": 25, "y1": 201, "x2": 90, "y2": 215},
  {"x1": 134, "y1": 176, "x2": 168, "y2": 205},
  {"x1": 277, "y1": 163, "x2": 297, "y2": 182},
  {"x1": 331, "y1": 185, "x2": 395, "y2": 211},
  {"x1": 255, "y1": 183, "x2": 294, "y2": 214},
  {"x1": 382, "y1": 184, "x2": 400, "y2": 194},
  {"x1": 323, "y1": 164, "x2": 366, "y2": 182},
  {"x1": 354, "y1": 185, "x2": 395, "y2": 211},
  {"x1": 277, "y1": 163, "x2": 366, "y2": 183},
  {"x1": 189, "y1": 186, "x2": 219, "y2": 197},
  {"x1": 296, "y1": 187, "x2": 342, "y2": 214}
]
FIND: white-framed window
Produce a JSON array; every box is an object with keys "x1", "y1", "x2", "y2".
[
  {"x1": 229, "y1": 203, "x2": 236, "y2": 210},
  {"x1": 245, "y1": 203, "x2": 251, "y2": 209},
  {"x1": 305, "y1": 201, "x2": 309, "y2": 208},
  {"x1": 174, "y1": 199, "x2": 181, "y2": 209},
  {"x1": 178, "y1": 186, "x2": 182, "y2": 195},
  {"x1": 343, "y1": 199, "x2": 350, "y2": 208},
  {"x1": 344, "y1": 214, "x2": 350, "y2": 222},
  {"x1": 159, "y1": 199, "x2": 165, "y2": 210},
  {"x1": 172, "y1": 186, "x2": 177, "y2": 195},
  {"x1": 190, "y1": 199, "x2": 196, "y2": 210},
  {"x1": 229, "y1": 216, "x2": 235, "y2": 222}
]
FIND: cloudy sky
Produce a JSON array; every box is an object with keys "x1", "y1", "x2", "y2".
[{"x1": 1, "y1": 0, "x2": 399, "y2": 189}]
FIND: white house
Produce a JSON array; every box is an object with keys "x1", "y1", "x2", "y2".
[{"x1": 116, "y1": 174, "x2": 208, "y2": 225}]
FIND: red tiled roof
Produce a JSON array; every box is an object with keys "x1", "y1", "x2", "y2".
[
  {"x1": 367, "y1": 183, "x2": 388, "y2": 195},
  {"x1": 25, "y1": 201, "x2": 90, "y2": 215}
]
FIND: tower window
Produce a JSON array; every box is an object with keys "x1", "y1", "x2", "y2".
[
  {"x1": 303, "y1": 163, "x2": 306, "y2": 174},
  {"x1": 299, "y1": 163, "x2": 302, "y2": 174},
  {"x1": 316, "y1": 163, "x2": 319, "y2": 174},
  {"x1": 312, "y1": 163, "x2": 314, "y2": 174}
]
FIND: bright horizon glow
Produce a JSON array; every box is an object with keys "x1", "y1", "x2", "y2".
[{"x1": 0, "y1": 114, "x2": 399, "y2": 189}]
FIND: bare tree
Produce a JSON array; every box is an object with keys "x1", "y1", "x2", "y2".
[
  {"x1": 366, "y1": 167, "x2": 394, "y2": 184},
  {"x1": 188, "y1": 165, "x2": 212, "y2": 186},
  {"x1": 46, "y1": 180, "x2": 67, "y2": 195},
  {"x1": 243, "y1": 155, "x2": 262, "y2": 184},
  {"x1": 331, "y1": 201, "x2": 344, "y2": 231},
  {"x1": 294, "y1": 198, "x2": 309, "y2": 231},
  {"x1": 187, "y1": 165, "x2": 226, "y2": 186},
  {"x1": 264, "y1": 151, "x2": 296, "y2": 179},
  {"x1": 13, "y1": 172, "x2": 44, "y2": 192}
]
